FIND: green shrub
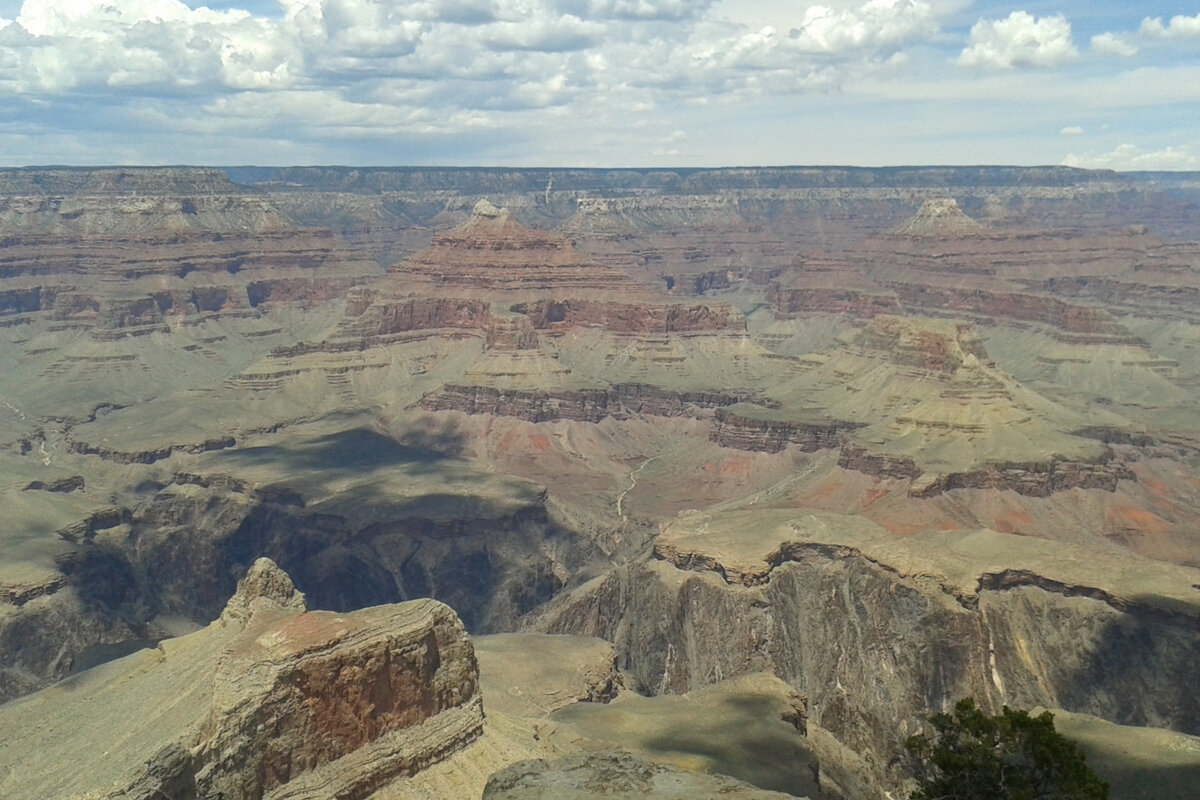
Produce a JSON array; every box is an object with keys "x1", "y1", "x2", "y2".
[{"x1": 905, "y1": 698, "x2": 1109, "y2": 800}]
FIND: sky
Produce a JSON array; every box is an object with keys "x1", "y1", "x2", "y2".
[{"x1": 0, "y1": 0, "x2": 1196, "y2": 168}]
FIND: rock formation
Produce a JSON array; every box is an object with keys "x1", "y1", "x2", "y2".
[
  {"x1": 711, "y1": 314, "x2": 1128, "y2": 498},
  {"x1": 532, "y1": 509, "x2": 1200, "y2": 797},
  {"x1": 891, "y1": 197, "x2": 986, "y2": 237},
  {"x1": 0, "y1": 559, "x2": 483, "y2": 800}
]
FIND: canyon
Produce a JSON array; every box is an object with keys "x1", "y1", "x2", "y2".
[{"x1": 1, "y1": 165, "x2": 1199, "y2": 798}]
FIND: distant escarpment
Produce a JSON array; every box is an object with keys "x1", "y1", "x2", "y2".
[
  {"x1": 397, "y1": 199, "x2": 637, "y2": 295},
  {"x1": 767, "y1": 283, "x2": 900, "y2": 318},
  {"x1": 837, "y1": 447, "x2": 1134, "y2": 497},
  {"x1": 764, "y1": 201, "x2": 1195, "y2": 347},
  {"x1": 1043, "y1": 273, "x2": 1200, "y2": 324},
  {"x1": 0, "y1": 167, "x2": 379, "y2": 336},
  {"x1": 0, "y1": 558, "x2": 483, "y2": 800}
]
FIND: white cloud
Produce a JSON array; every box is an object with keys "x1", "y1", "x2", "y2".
[
  {"x1": 1060, "y1": 125, "x2": 1082, "y2": 135},
  {"x1": 15, "y1": 0, "x2": 1171, "y2": 167},
  {"x1": 1090, "y1": 32, "x2": 1137, "y2": 58},
  {"x1": 785, "y1": 1, "x2": 942, "y2": 54},
  {"x1": 0, "y1": 0, "x2": 955, "y2": 108},
  {"x1": 1140, "y1": 13, "x2": 1200, "y2": 39},
  {"x1": 957, "y1": 11, "x2": 1078, "y2": 69},
  {"x1": 482, "y1": 15, "x2": 603, "y2": 52},
  {"x1": 1063, "y1": 142, "x2": 1200, "y2": 171},
  {"x1": 2, "y1": 0, "x2": 291, "y2": 92},
  {"x1": 570, "y1": 0, "x2": 712, "y2": 22}
]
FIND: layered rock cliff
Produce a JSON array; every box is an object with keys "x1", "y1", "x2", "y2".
[
  {"x1": 0, "y1": 559, "x2": 483, "y2": 800},
  {"x1": 531, "y1": 511, "x2": 1200, "y2": 798},
  {"x1": 0, "y1": 167, "x2": 379, "y2": 341}
]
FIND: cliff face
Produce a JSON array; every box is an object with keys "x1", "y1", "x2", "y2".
[
  {"x1": 707, "y1": 315, "x2": 1130, "y2": 498},
  {"x1": 0, "y1": 559, "x2": 483, "y2": 800},
  {"x1": 532, "y1": 515, "x2": 1200, "y2": 798},
  {"x1": 711, "y1": 409, "x2": 861, "y2": 453},
  {"x1": 425, "y1": 384, "x2": 755, "y2": 424},
  {"x1": 0, "y1": 167, "x2": 378, "y2": 338},
  {"x1": 85, "y1": 443, "x2": 594, "y2": 634}
]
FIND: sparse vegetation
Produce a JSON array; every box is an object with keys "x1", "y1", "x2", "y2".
[{"x1": 905, "y1": 698, "x2": 1109, "y2": 800}]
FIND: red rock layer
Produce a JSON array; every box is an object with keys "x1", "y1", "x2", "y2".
[{"x1": 710, "y1": 409, "x2": 863, "y2": 453}]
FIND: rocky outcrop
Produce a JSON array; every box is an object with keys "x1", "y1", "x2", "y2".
[
  {"x1": 835, "y1": 447, "x2": 1135, "y2": 497},
  {"x1": 891, "y1": 198, "x2": 986, "y2": 237},
  {"x1": 711, "y1": 408, "x2": 861, "y2": 453},
  {"x1": 906, "y1": 457, "x2": 1135, "y2": 498},
  {"x1": 889, "y1": 283, "x2": 1139, "y2": 340},
  {"x1": 337, "y1": 202, "x2": 743, "y2": 338},
  {"x1": 336, "y1": 294, "x2": 491, "y2": 338},
  {"x1": 768, "y1": 284, "x2": 900, "y2": 318},
  {"x1": 856, "y1": 315, "x2": 991, "y2": 372},
  {"x1": 198, "y1": 570, "x2": 482, "y2": 799},
  {"x1": 70, "y1": 434, "x2": 238, "y2": 464},
  {"x1": 1043, "y1": 274, "x2": 1200, "y2": 325},
  {"x1": 0, "y1": 559, "x2": 483, "y2": 800},
  {"x1": 424, "y1": 383, "x2": 754, "y2": 423},
  {"x1": 835, "y1": 445, "x2": 923, "y2": 479},
  {"x1": 510, "y1": 298, "x2": 744, "y2": 334},
  {"x1": 397, "y1": 200, "x2": 636, "y2": 295},
  {"x1": 534, "y1": 517, "x2": 1200, "y2": 799},
  {"x1": 424, "y1": 385, "x2": 614, "y2": 423},
  {"x1": 21, "y1": 475, "x2": 84, "y2": 493}
]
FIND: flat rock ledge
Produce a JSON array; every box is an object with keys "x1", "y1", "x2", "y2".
[{"x1": 483, "y1": 751, "x2": 804, "y2": 800}]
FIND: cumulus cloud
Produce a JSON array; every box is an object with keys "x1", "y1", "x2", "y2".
[
  {"x1": 482, "y1": 15, "x2": 604, "y2": 52},
  {"x1": 566, "y1": 0, "x2": 713, "y2": 22},
  {"x1": 1090, "y1": 32, "x2": 1137, "y2": 58},
  {"x1": 1060, "y1": 125, "x2": 1083, "y2": 136},
  {"x1": 1140, "y1": 13, "x2": 1200, "y2": 39},
  {"x1": 1063, "y1": 142, "x2": 1200, "y2": 171},
  {"x1": 1, "y1": 0, "x2": 292, "y2": 92},
  {"x1": 785, "y1": 0, "x2": 942, "y2": 54},
  {"x1": 0, "y1": 0, "x2": 956, "y2": 105},
  {"x1": 0, "y1": 0, "x2": 1005, "y2": 163},
  {"x1": 957, "y1": 11, "x2": 1078, "y2": 69}
]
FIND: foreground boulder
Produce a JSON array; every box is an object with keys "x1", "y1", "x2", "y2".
[{"x1": 0, "y1": 558, "x2": 482, "y2": 800}]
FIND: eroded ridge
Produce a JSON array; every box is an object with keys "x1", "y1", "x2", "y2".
[{"x1": 0, "y1": 559, "x2": 483, "y2": 800}]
